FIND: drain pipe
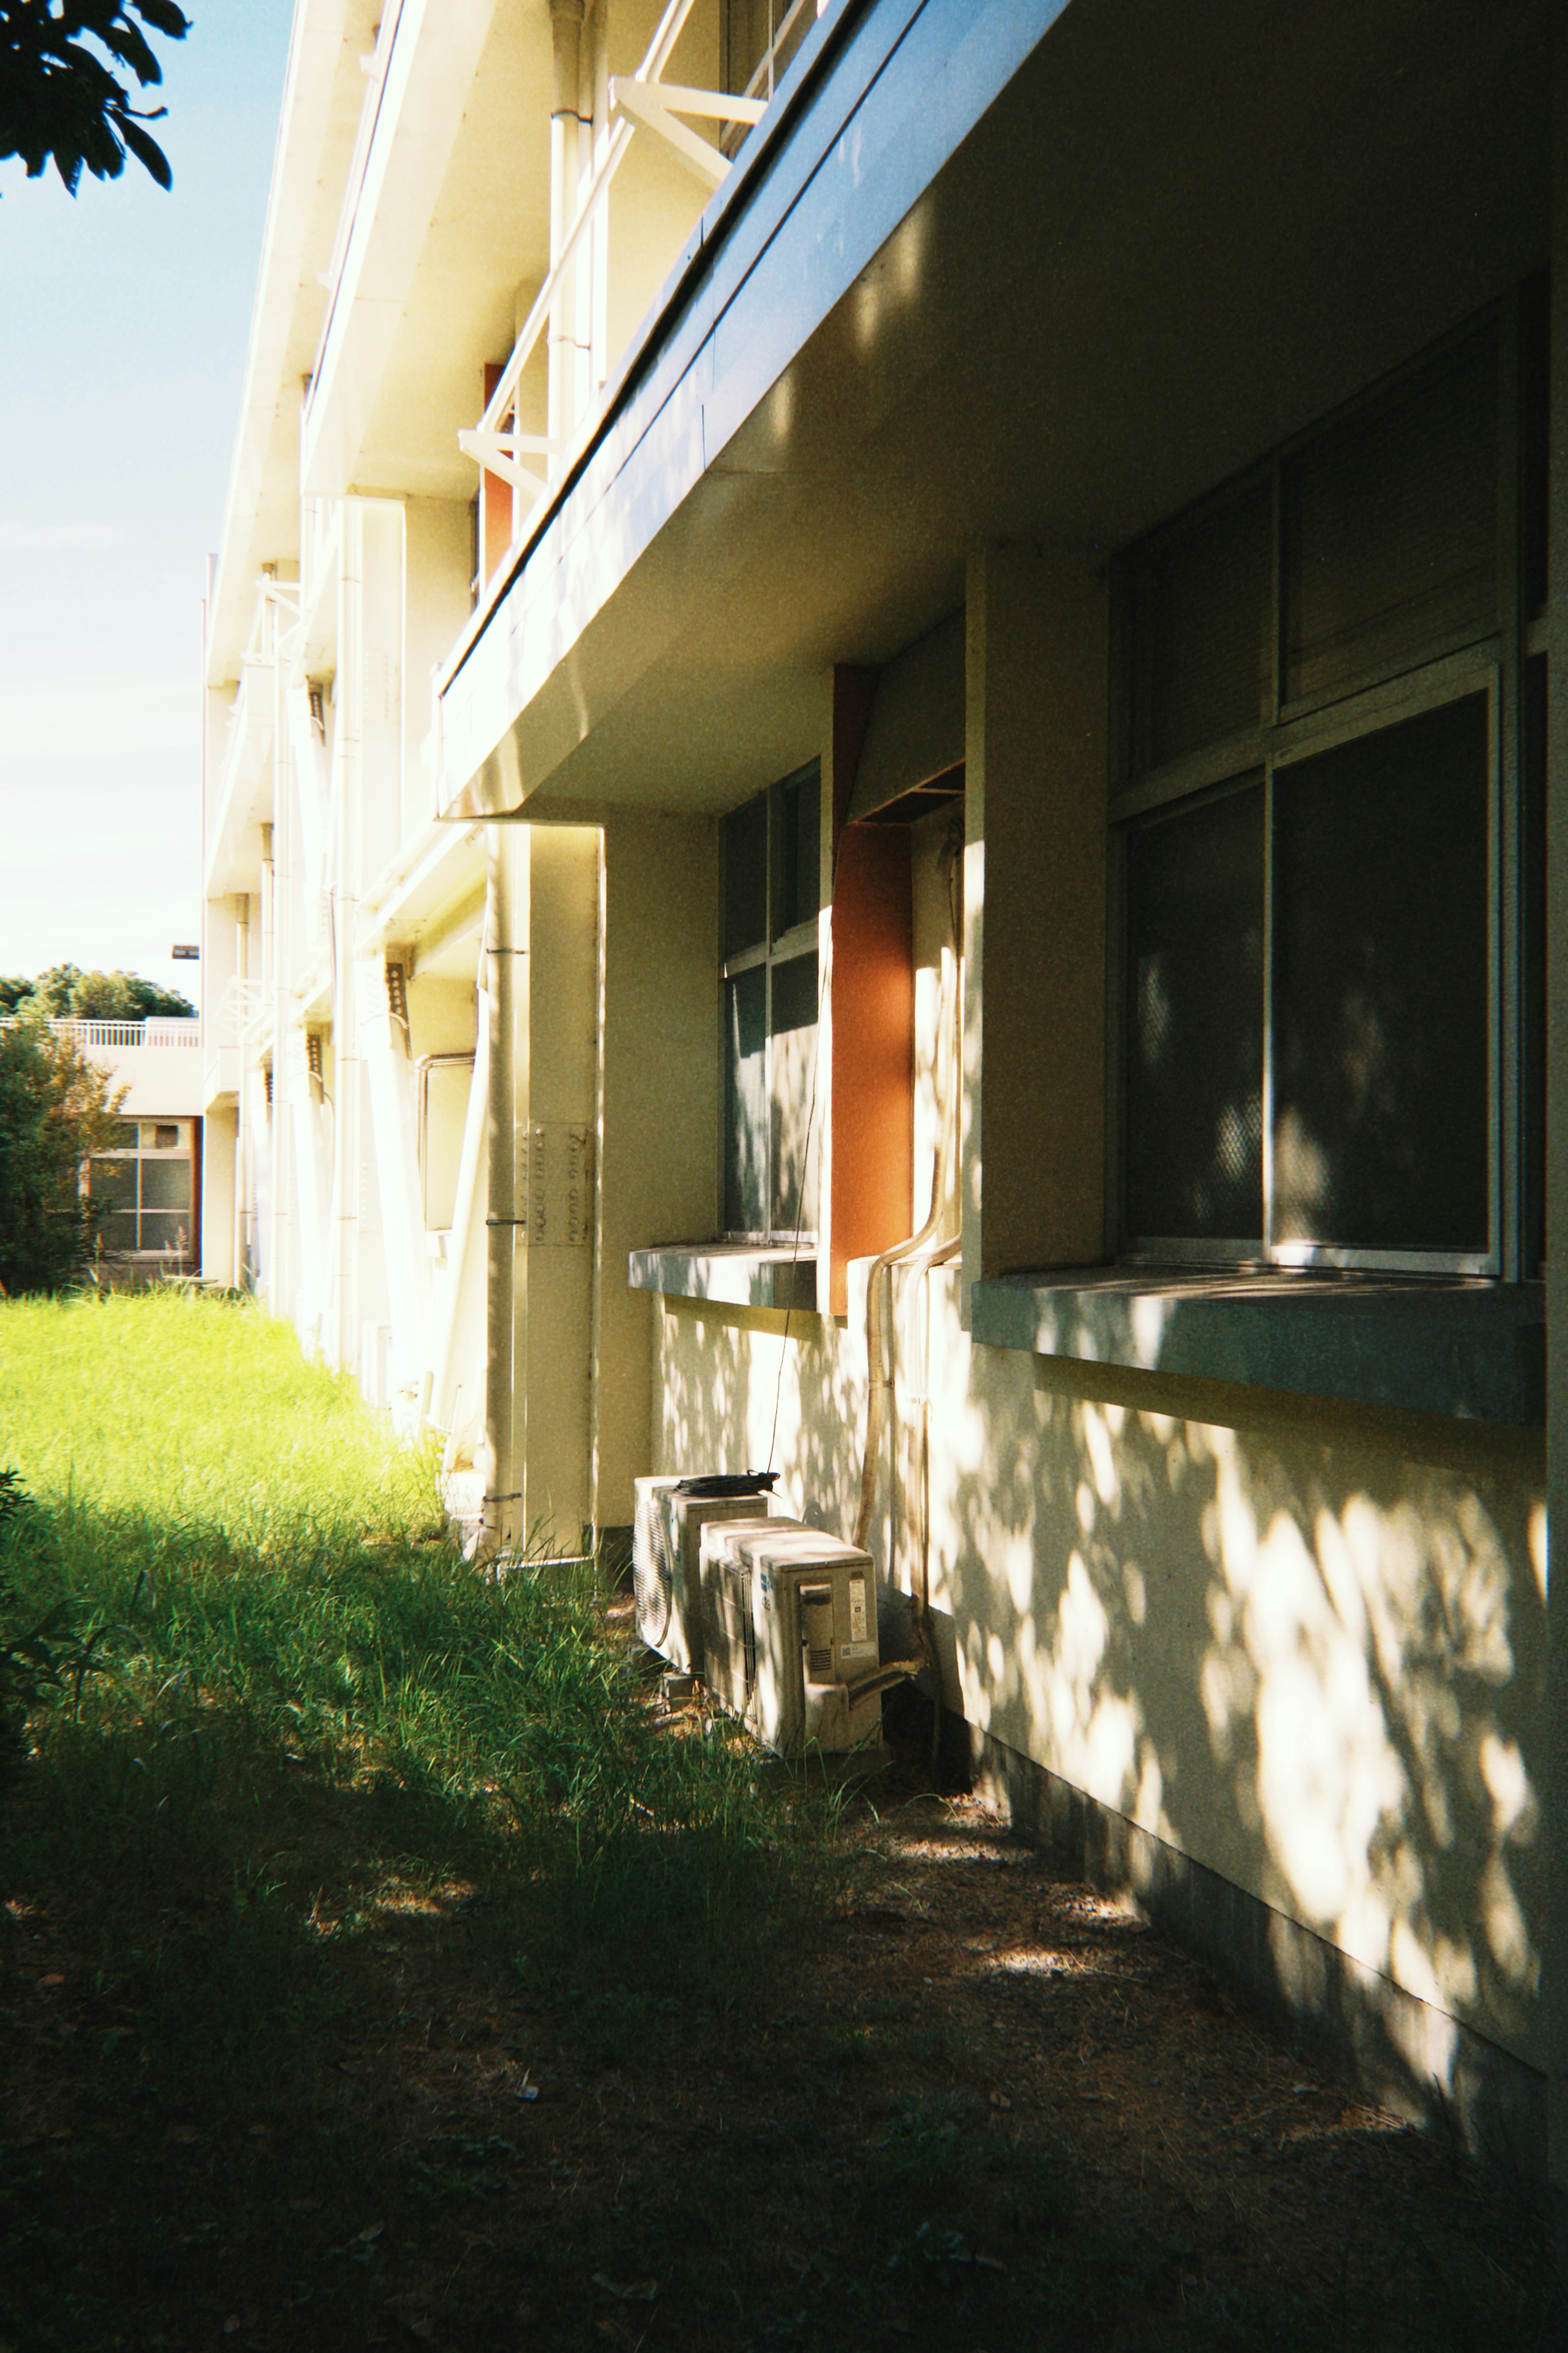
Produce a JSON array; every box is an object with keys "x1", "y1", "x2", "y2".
[
  {"x1": 548, "y1": 0, "x2": 586, "y2": 451},
  {"x1": 482, "y1": 823, "x2": 528, "y2": 1554},
  {"x1": 329, "y1": 503, "x2": 363, "y2": 1370}
]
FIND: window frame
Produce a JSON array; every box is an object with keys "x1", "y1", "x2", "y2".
[
  {"x1": 720, "y1": 762, "x2": 822, "y2": 1245},
  {"x1": 1107, "y1": 290, "x2": 1540, "y2": 1284},
  {"x1": 89, "y1": 1118, "x2": 197, "y2": 1259}
]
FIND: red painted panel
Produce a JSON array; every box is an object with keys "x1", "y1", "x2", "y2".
[
  {"x1": 830, "y1": 824, "x2": 913, "y2": 1316},
  {"x1": 481, "y1": 362, "x2": 512, "y2": 587}
]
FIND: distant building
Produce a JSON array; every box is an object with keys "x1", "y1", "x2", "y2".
[{"x1": 69, "y1": 1019, "x2": 204, "y2": 1281}]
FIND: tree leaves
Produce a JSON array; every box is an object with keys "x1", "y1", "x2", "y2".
[
  {"x1": 0, "y1": 1017, "x2": 128, "y2": 1293},
  {"x1": 0, "y1": 1, "x2": 191, "y2": 197}
]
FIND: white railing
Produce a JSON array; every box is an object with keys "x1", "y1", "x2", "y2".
[
  {"x1": 52, "y1": 1020, "x2": 202, "y2": 1049},
  {"x1": 458, "y1": 0, "x2": 821, "y2": 569}
]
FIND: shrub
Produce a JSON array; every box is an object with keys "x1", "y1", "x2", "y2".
[{"x1": 0, "y1": 1017, "x2": 125, "y2": 1293}]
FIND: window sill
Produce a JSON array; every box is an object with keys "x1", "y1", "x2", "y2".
[
  {"x1": 969, "y1": 1269, "x2": 1544, "y2": 1426},
  {"x1": 628, "y1": 1244, "x2": 817, "y2": 1311}
]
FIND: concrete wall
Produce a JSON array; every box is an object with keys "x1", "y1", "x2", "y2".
[
  {"x1": 595, "y1": 811, "x2": 721, "y2": 1530},
  {"x1": 641, "y1": 472, "x2": 1551, "y2": 2160},
  {"x1": 652, "y1": 1284, "x2": 1547, "y2": 2115}
]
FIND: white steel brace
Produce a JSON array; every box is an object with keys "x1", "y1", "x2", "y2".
[
  {"x1": 457, "y1": 428, "x2": 563, "y2": 495},
  {"x1": 608, "y1": 77, "x2": 764, "y2": 187}
]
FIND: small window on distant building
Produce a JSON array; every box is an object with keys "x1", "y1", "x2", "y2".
[{"x1": 89, "y1": 1119, "x2": 196, "y2": 1264}]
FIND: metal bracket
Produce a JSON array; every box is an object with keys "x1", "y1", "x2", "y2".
[
  {"x1": 609, "y1": 76, "x2": 764, "y2": 188},
  {"x1": 457, "y1": 428, "x2": 562, "y2": 495}
]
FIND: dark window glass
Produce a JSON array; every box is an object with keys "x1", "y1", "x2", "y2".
[
  {"x1": 1520, "y1": 274, "x2": 1550, "y2": 621},
  {"x1": 769, "y1": 951, "x2": 818, "y2": 1231},
  {"x1": 723, "y1": 0, "x2": 810, "y2": 98},
  {"x1": 102, "y1": 1212, "x2": 138, "y2": 1252},
  {"x1": 775, "y1": 765, "x2": 820, "y2": 937},
  {"x1": 1272, "y1": 695, "x2": 1490, "y2": 1253},
  {"x1": 722, "y1": 792, "x2": 768, "y2": 959},
  {"x1": 1283, "y1": 330, "x2": 1499, "y2": 704},
  {"x1": 1124, "y1": 783, "x2": 1265, "y2": 1245},
  {"x1": 142, "y1": 1157, "x2": 192, "y2": 1212},
  {"x1": 1521, "y1": 654, "x2": 1547, "y2": 1267},
  {"x1": 89, "y1": 1158, "x2": 136, "y2": 1209},
  {"x1": 724, "y1": 966, "x2": 767, "y2": 1234},
  {"x1": 139, "y1": 1213, "x2": 189, "y2": 1255},
  {"x1": 1135, "y1": 486, "x2": 1271, "y2": 766}
]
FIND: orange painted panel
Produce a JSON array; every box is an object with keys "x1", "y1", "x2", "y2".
[
  {"x1": 481, "y1": 361, "x2": 512, "y2": 588},
  {"x1": 830, "y1": 823, "x2": 914, "y2": 1316}
]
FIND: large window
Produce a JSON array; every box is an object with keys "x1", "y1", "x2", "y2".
[
  {"x1": 722, "y1": 764, "x2": 821, "y2": 1238},
  {"x1": 1114, "y1": 296, "x2": 1546, "y2": 1278},
  {"x1": 90, "y1": 1119, "x2": 197, "y2": 1262}
]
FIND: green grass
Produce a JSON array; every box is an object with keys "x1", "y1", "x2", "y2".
[
  {"x1": 0, "y1": 1291, "x2": 825, "y2": 1973},
  {"x1": 0, "y1": 1290, "x2": 841, "y2": 2350}
]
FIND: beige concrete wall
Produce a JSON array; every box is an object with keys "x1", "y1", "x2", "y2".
[
  {"x1": 653, "y1": 1285, "x2": 1547, "y2": 2079},
  {"x1": 964, "y1": 543, "x2": 1109, "y2": 1291},
  {"x1": 200, "y1": 1105, "x2": 238, "y2": 1288},
  {"x1": 594, "y1": 811, "x2": 721, "y2": 1528},
  {"x1": 403, "y1": 498, "x2": 474, "y2": 837}
]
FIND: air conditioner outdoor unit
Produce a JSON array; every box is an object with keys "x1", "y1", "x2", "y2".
[
  {"x1": 631, "y1": 1473, "x2": 779, "y2": 1674},
  {"x1": 699, "y1": 1520, "x2": 885, "y2": 1756}
]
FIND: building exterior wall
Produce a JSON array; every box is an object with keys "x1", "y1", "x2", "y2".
[
  {"x1": 653, "y1": 1290, "x2": 1546, "y2": 2090},
  {"x1": 206, "y1": 0, "x2": 1565, "y2": 2181}
]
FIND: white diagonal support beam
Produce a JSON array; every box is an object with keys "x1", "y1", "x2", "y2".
[{"x1": 609, "y1": 76, "x2": 763, "y2": 188}]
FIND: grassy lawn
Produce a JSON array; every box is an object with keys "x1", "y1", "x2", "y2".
[
  {"x1": 0, "y1": 1291, "x2": 831, "y2": 2352},
  {"x1": 1, "y1": 1291, "x2": 1559, "y2": 2353}
]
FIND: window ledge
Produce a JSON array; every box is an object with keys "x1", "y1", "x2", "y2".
[
  {"x1": 628, "y1": 1244, "x2": 817, "y2": 1311},
  {"x1": 969, "y1": 1269, "x2": 1544, "y2": 1426}
]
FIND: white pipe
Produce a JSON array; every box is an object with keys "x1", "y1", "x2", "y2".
[
  {"x1": 483, "y1": 824, "x2": 528, "y2": 1551},
  {"x1": 547, "y1": 0, "x2": 585, "y2": 451},
  {"x1": 329, "y1": 504, "x2": 364, "y2": 1369},
  {"x1": 429, "y1": 986, "x2": 490, "y2": 1442}
]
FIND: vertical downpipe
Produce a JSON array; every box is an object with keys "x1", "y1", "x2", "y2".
[
  {"x1": 331, "y1": 504, "x2": 364, "y2": 1370},
  {"x1": 547, "y1": 0, "x2": 584, "y2": 451},
  {"x1": 235, "y1": 893, "x2": 250, "y2": 1286},
  {"x1": 588, "y1": 0, "x2": 610, "y2": 395},
  {"x1": 259, "y1": 819, "x2": 281, "y2": 1303},
  {"x1": 483, "y1": 823, "x2": 528, "y2": 1552}
]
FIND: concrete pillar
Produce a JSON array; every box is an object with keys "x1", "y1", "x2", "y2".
[
  {"x1": 962, "y1": 543, "x2": 1109, "y2": 1304},
  {"x1": 595, "y1": 812, "x2": 720, "y2": 1528},
  {"x1": 483, "y1": 821, "x2": 600, "y2": 1555}
]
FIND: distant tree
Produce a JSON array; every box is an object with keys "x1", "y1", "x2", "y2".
[
  {"x1": 12, "y1": 966, "x2": 196, "y2": 1021},
  {"x1": 0, "y1": 978, "x2": 31, "y2": 1015},
  {"x1": 0, "y1": 1014, "x2": 125, "y2": 1295},
  {"x1": 0, "y1": 0, "x2": 190, "y2": 197}
]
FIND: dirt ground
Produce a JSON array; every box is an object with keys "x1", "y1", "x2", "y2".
[{"x1": 7, "y1": 1671, "x2": 1561, "y2": 2353}]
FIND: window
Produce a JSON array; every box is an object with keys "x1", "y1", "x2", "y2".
[
  {"x1": 720, "y1": 0, "x2": 815, "y2": 154},
  {"x1": 1114, "y1": 299, "x2": 1546, "y2": 1278},
  {"x1": 90, "y1": 1119, "x2": 196, "y2": 1260},
  {"x1": 722, "y1": 764, "x2": 821, "y2": 1238}
]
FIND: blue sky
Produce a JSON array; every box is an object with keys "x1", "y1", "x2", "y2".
[{"x1": 0, "y1": 0, "x2": 295, "y2": 1004}]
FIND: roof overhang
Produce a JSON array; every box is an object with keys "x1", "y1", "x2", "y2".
[{"x1": 437, "y1": 0, "x2": 1553, "y2": 825}]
